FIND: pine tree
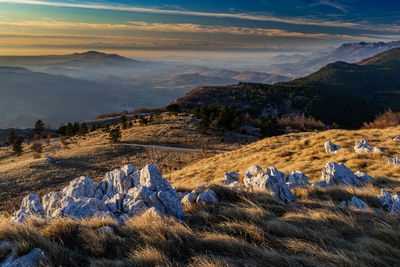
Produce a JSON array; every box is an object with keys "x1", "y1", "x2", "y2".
[
  {"x1": 65, "y1": 123, "x2": 74, "y2": 137},
  {"x1": 7, "y1": 129, "x2": 16, "y2": 145},
  {"x1": 90, "y1": 124, "x2": 97, "y2": 132},
  {"x1": 109, "y1": 127, "x2": 121, "y2": 143},
  {"x1": 79, "y1": 123, "x2": 88, "y2": 135},
  {"x1": 119, "y1": 115, "x2": 128, "y2": 129},
  {"x1": 34, "y1": 120, "x2": 45, "y2": 134},
  {"x1": 13, "y1": 136, "x2": 23, "y2": 154}
]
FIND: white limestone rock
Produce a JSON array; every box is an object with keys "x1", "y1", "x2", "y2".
[
  {"x1": 354, "y1": 171, "x2": 373, "y2": 184},
  {"x1": 245, "y1": 168, "x2": 296, "y2": 204},
  {"x1": 62, "y1": 176, "x2": 96, "y2": 200},
  {"x1": 377, "y1": 189, "x2": 400, "y2": 215},
  {"x1": 181, "y1": 192, "x2": 198, "y2": 209},
  {"x1": 340, "y1": 196, "x2": 369, "y2": 211},
  {"x1": 354, "y1": 139, "x2": 380, "y2": 154},
  {"x1": 320, "y1": 162, "x2": 362, "y2": 187},
  {"x1": 265, "y1": 167, "x2": 286, "y2": 181},
  {"x1": 244, "y1": 165, "x2": 263, "y2": 179},
  {"x1": 224, "y1": 171, "x2": 240, "y2": 181},
  {"x1": 393, "y1": 136, "x2": 400, "y2": 140},
  {"x1": 139, "y1": 164, "x2": 173, "y2": 192},
  {"x1": 11, "y1": 194, "x2": 45, "y2": 223},
  {"x1": 59, "y1": 197, "x2": 111, "y2": 220},
  {"x1": 286, "y1": 170, "x2": 310, "y2": 188},
  {"x1": 196, "y1": 190, "x2": 219, "y2": 206},
  {"x1": 104, "y1": 193, "x2": 125, "y2": 214},
  {"x1": 324, "y1": 140, "x2": 342, "y2": 154},
  {"x1": 388, "y1": 157, "x2": 400, "y2": 165},
  {"x1": 1, "y1": 248, "x2": 47, "y2": 267},
  {"x1": 191, "y1": 185, "x2": 207, "y2": 194},
  {"x1": 178, "y1": 192, "x2": 189, "y2": 200},
  {"x1": 42, "y1": 191, "x2": 63, "y2": 218},
  {"x1": 311, "y1": 181, "x2": 328, "y2": 187},
  {"x1": 96, "y1": 165, "x2": 139, "y2": 200}
]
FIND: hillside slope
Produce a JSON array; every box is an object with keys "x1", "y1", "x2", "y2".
[
  {"x1": 171, "y1": 48, "x2": 400, "y2": 128},
  {"x1": 171, "y1": 126, "x2": 400, "y2": 193}
]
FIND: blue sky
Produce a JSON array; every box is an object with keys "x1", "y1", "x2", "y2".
[{"x1": 0, "y1": 0, "x2": 399, "y2": 54}]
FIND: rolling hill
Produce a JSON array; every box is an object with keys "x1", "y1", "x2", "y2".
[{"x1": 171, "y1": 47, "x2": 400, "y2": 129}]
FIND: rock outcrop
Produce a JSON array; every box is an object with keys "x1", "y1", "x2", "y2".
[
  {"x1": 377, "y1": 189, "x2": 400, "y2": 215},
  {"x1": 354, "y1": 139, "x2": 381, "y2": 153},
  {"x1": 0, "y1": 246, "x2": 47, "y2": 267},
  {"x1": 13, "y1": 164, "x2": 188, "y2": 223},
  {"x1": 244, "y1": 167, "x2": 296, "y2": 203},
  {"x1": 312, "y1": 162, "x2": 372, "y2": 187},
  {"x1": 286, "y1": 170, "x2": 310, "y2": 188},
  {"x1": 324, "y1": 140, "x2": 342, "y2": 154},
  {"x1": 11, "y1": 194, "x2": 45, "y2": 223},
  {"x1": 340, "y1": 196, "x2": 369, "y2": 211}
]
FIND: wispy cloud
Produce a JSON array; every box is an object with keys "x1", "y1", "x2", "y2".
[
  {"x1": 0, "y1": 19, "x2": 364, "y2": 40},
  {"x1": 0, "y1": 0, "x2": 383, "y2": 30},
  {"x1": 311, "y1": 0, "x2": 348, "y2": 13}
]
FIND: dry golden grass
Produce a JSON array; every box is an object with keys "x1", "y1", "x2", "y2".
[
  {"x1": 171, "y1": 126, "x2": 400, "y2": 195},
  {"x1": 0, "y1": 186, "x2": 398, "y2": 266},
  {"x1": 0, "y1": 114, "x2": 254, "y2": 213}
]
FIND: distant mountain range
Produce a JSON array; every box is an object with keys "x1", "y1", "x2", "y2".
[
  {"x1": 171, "y1": 47, "x2": 400, "y2": 129},
  {"x1": 266, "y1": 41, "x2": 400, "y2": 77}
]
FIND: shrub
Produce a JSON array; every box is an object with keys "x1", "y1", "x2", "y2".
[
  {"x1": 34, "y1": 120, "x2": 45, "y2": 134},
  {"x1": 12, "y1": 136, "x2": 23, "y2": 154},
  {"x1": 260, "y1": 118, "x2": 284, "y2": 137},
  {"x1": 109, "y1": 127, "x2": 121, "y2": 143},
  {"x1": 362, "y1": 109, "x2": 400, "y2": 129},
  {"x1": 6, "y1": 129, "x2": 16, "y2": 145},
  {"x1": 166, "y1": 104, "x2": 180, "y2": 113},
  {"x1": 277, "y1": 115, "x2": 326, "y2": 131},
  {"x1": 119, "y1": 115, "x2": 128, "y2": 129},
  {"x1": 78, "y1": 123, "x2": 88, "y2": 136},
  {"x1": 30, "y1": 142, "x2": 42, "y2": 154}
]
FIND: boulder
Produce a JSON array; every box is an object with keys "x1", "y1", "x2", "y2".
[
  {"x1": 244, "y1": 168, "x2": 296, "y2": 204},
  {"x1": 244, "y1": 165, "x2": 263, "y2": 179},
  {"x1": 96, "y1": 165, "x2": 139, "y2": 200},
  {"x1": 340, "y1": 196, "x2": 369, "y2": 211},
  {"x1": 265, "y1": 167, "x2": 285, "y2": 181},
  {"x1": 191, "y1": 185, "x2": 207, "y2": 194},
  {"x1": 393, "y1": 136, "x2": 400, "y2": 140},
  {"x1": 319, "y1": 162, "x2": 362, "y2": 187},
  {"x1": 11, "y1": 194, "x2": 45, "y2": 223},
  {"x1": 286, "y1": 170, "x2": 310, "y2": 188},
  {"x1": 354, "y1": 171, "x2": 373, "y2": 183},
  {"x1": 377, "y1": 189, "x2": 400, "y2": 215},
  {"x1": 196, "y1": 190, "x2": 219, "y2": 206},
  {"x1": 324, "y1": 140, "x2": 342, "y2": 154},
  {"x1": 388, "y1": 157, "x2": 400, "y2": 165},
  {"x1": 1, "y1": 248, "x2": 47, "y2": 267},
  {"x1": 224, "y1": 171, "x2": 240, "y2": 181},
  {"x1": 181, "y1": 192, "x2": 198, "y2": 209},
  {"x1": 311, "y1": 181, "x2": 328, "y2": 187},
  {"x1": 42, "y1": 191, "x2": 63, "y2": 218},
  {"x1": 354, "y1": 139, "x2": 380, "y2": 153},
  {"x1": 13, "y1": 164, "x2": 186, "y2": 222},
  {"x1": 60, "y1": 197, "x2": 111, "y2": 220},
  {"x1": 62, "y1": 176, "x2": 96, "y2": 200}
]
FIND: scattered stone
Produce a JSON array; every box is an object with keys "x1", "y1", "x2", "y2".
[
  {"x1": 244, "y1": 167, "x2": 296, "y2": 203},
  {"x1": 319, "y1": 162, "x2": 362, "y2": 187},
  {"x1": 311, "y1": 181, "x2": 328, "y2": 187},
  {"x1": 224, "y1": 171, "x2": 240, "y2": 181},
  {"x1": 1, "y1": 248, "x2": 47, "y2": 267},
  {"x1": 340, "y1": 196, "x2": 369, "y2": 211},
  {"x1": 44, "y1": 156, "x2": 55, "y2": 164},
  {"x1": 324, "y1": 140, "x2": 342, "y2": 154},
  {"x1": 244, "y1": 165, "x2": 263, "y2": 179},
  {"x1": 377, "y1": 189, "x2": 400, "y2": 215},
  {"x1": 196, "y1": 190, "x2": 219, "y2": 206},
  {"x1": 388, "y1": 157, "x2": 400, "y2": 165},
  {"x1": 354, "y1": 139, "x2": 380, "y2": 153},
  {"x1": 11, "y1": 194, "x2": 45, "y2": 223},
  {"x1": 393, "y1": 136, "x2": 400, "y2": 140},
  {"x1": 181, "y1": 193, "x2": 198, "y2": 209},
  {"x1": 354, "y1": 171, "x2": 373, "y2": 183},
  {"x1": 191, "y1": 185, "x2": 207, "y2": 194},
  {"x1": 286, "y1": 170, "x2": 310, "y2": 188}
]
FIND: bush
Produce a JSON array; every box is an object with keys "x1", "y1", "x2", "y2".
[
  {"x1": 12, "y1": 136, "x2": 23, "y2": 154},
  {"x1": 362, "y1": 109, "x2": 400, "y2": 129},
  {"x1": 31, "y1": 142, "x2": 42, "y2": 154},
  {"x1": 6, "y1": 129, "x2": 16, "y2": 146},
  {"x1": 277, "y1": 115, "x2": 326, "y2": 131},
  {"x1": 119, "y1": 115, "x2": 128, "y2": 129},
  {"x1": 34, "y1": 120, "x2": 45, "y2": 134},
  {"x1": 192, "y1": 104, "x2": 243, "y2": 132},
  {"x1": 109, "y1": 127, "x2": 122, "y2": 143},
  {"x1": 78, "y1": 123, "x2": 88, "y2": 136},
  {"x1": 260, "y1": 118, "x2": 284, "y2": 137}
]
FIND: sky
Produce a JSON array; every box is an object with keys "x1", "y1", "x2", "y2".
[{"x1": 0, "y1": 0, "x2": 399, "y2": 56}]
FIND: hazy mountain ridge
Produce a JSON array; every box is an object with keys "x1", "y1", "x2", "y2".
[{"x1": 266, "y1": 41, "x2": 400, "y2": 77}]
